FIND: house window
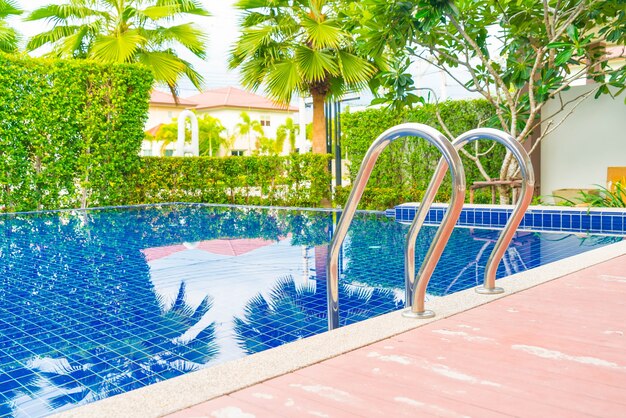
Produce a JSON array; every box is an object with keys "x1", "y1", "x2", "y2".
[
  {"x1": 142, "y1": 149, "x2": 153, "y2": 156},
  {"x1": 167, "y1": 111, "x2": 173, "y2": 118},
  {"x1": 260, "y1": 115, "x2": 271, "y2": 127},
  {"x1": 231, "y1": 150, "x2": 245, "y2": 156},
  {"x1": 164, "y1": 149, "x2": 174, "y2": 156}
]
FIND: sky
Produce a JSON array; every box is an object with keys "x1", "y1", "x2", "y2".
[{"x1": 8, "y1": 0, "x2": 243, "y2": 95}]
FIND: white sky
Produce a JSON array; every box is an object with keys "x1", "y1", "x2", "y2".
[{"x1": 8, "y1": 0, "x2": 243, "y2": 95}]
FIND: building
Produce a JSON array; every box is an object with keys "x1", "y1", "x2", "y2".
[{"x1": 144, "y1": 87, "x2": 299, "y2": 157}]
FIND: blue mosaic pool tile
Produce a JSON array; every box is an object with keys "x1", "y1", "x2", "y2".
[{"x1": 391, "y1": 204, "x2": 626, "y2": 235}]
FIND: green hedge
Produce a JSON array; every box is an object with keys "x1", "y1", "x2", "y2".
[
  {"x1": 129, "y1": 154, "x2": 332, "y2": 208},
  {"x1": 0, "y1": 54, "x2": 152, "y2": 212},
  {"x1": 339, "y1": 100, "x2": 506, "y2": 209}
]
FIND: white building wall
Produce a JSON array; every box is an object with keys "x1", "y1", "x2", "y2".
[
  {"x1": 540, "y1": 85, "x2": 626, "y2": 200},
  {"x1": 145, "y1": 105, "x2": 180, "y2": 130}
]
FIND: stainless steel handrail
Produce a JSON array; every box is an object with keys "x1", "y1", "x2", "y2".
[
  {"x1": 327, "y1": 123, "x2": 466, "y2": 329},
  {"x1": 405, "y1": 128, "x2": 535, "y2": 298}
]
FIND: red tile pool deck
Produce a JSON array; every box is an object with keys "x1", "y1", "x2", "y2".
[{"x1": 167, "y1": 254, "x2": 626, "y2": 418}]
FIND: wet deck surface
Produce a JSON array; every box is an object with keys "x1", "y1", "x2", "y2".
[{"x1": 167, "y1": 255, "x2": 626, "y2": 418}]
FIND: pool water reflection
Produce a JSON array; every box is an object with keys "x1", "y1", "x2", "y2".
[{"x1": 0, "y1": 204, "x2": 621, "y2": 417}]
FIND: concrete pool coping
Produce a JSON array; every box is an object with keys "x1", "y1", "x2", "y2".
[{"x1": 52, "y1": 238, "x2": 626, "y2": 418}]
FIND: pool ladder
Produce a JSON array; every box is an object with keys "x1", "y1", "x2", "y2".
[{"x1": 327, "y1": 124, "x2": 535, "y2": 330}]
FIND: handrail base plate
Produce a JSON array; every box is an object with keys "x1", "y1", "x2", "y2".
[
  {"x1": 475, "y1": 286, "x2": 505, "y2": 295},
  {"x1": 402, "y1": 309, "x2": 436, "y2": 319}
]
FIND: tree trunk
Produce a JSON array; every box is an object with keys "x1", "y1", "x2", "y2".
[{"x1": 311, "y1": 91, "x2": 327, "y2": 154}]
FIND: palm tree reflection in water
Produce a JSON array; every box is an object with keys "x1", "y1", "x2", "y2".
[
  {"x1": 234, "y1": 275, "x2": 401, "y2": 354},
  {"x1": 35, "y1": 282, "x2": 218, "y2": 411}
]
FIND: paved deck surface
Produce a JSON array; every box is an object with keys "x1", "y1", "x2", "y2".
[{"x1": 167, "y1": 255, "x2": 626, "y2": 418}]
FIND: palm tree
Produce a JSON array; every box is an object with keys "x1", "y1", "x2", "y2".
[
  {"x1": 26, "y1": 0, "x2": 210, "y2": 97},
  {"x1": 276, "y1": 117, "x2": 299, "y2": 154},
  {"x1": 0, "y1": 0, "x2": 21, "y2": 53},
  {"x1": 234, "y1": 111, "x2": 264, "y2": 155},
  {"x1": 229, "y1": 0, "x2": 379, "y2": 154},
  {"x1": 198, "y1": 114, "x2": 227, "y2": 156}
]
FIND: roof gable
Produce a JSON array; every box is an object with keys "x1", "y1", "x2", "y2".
[
  {"x1": 187, "y1": 87, "x2": 298, "y2": 112},
  {"x1": 150, "y1": 90, "x2": 196, "y2": 107}
]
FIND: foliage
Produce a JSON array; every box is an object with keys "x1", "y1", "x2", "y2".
[
  {"x1": 347, "y1": 0, "x2": 626, "y2": 199},
  {"x1": 129, "y1": 154, "x2": 332, "y2": 208},
  {"x1": 154, "y1": 113, "x2": 228, "y2": 156},
  {"x1": 0, "y1": 0, "x2": 21, "y2": 53},
  {"x1": 337, "y1": 99, "x2": 504, "y2": 209},
  {"x1": 26, "y1": 0, "x2": 209, "y2": 96},
  {"x1": 229, "y1": 0, "x2": 380, "y2": 154},
  {"x1": 235, "y1": 111, "x2": 264, "y2": 155},
  {"x1": 276, "y1": 117, "x2": 299, "y2": 154},
  {"x1": 556, "y1": 182, "x2": 626, "y2": 208},
  {"x1": 0, "y1": 54, "x2": 152, "y2": 212}
]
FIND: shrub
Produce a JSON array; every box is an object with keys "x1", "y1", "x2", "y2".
[
  {"x1": 0, "y1": 54, "x2": 152, "y2": 212},
  {"x1": 129, "y1": 154, "x2": 331, "y2": 208},
  {"x1": 337, "y1": 100, "x2": 506, "y2": 209}
]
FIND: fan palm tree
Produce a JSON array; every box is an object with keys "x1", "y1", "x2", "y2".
[
  {"x1": 0, "y1": 0, "x2": 21, "y2": 53},
  {"x1": 26, "y1": 0, "x2": 209, "y2": 98},
  {"x1": 229, "y1": 0, "x2": 379, "y2": 154},
  {"x1": 234, "y1": 111, "x2": 264, "y2": 155}
]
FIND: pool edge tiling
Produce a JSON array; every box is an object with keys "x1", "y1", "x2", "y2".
[
  {"x1": 52, "y1": 239, "x2": 626, "y2": 418},
  {"x1": 393, "y1": 203, "x2": 626, "y2": 235}
]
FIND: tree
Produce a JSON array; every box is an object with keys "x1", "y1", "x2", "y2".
[
  {"x1": 26, "y1": 0, "x2": 210, "y2": 97},
  {"x1": 0, "y1": 0, "x2": 21, "y2": 53},
  {"x1": 234, "y1": 111, "x2": 264, "y2": 155},
  {"x1": 276, "y1": 117, "x2": 300, "y2": 154},
  {"x1": 153, "y1": 113, "x2": 227, "y2": 156},
  {"x1": 351, "y1": 0, "x2": 626, "y2": 201},
  {"x1": 229, "y1": 0, "x2": 379, "y2": 154},
  {"x1": 198, "y1": 114, "x2": 227, "y2": 156}
]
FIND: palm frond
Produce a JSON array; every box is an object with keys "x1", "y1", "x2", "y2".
[
  {"x1": 295, "y1": 45, "x2": 339, "y2": 82},
  {"x1": 136, "y1": 49, "x2": 184, "y2": 86},
  {"x1": 90, "y1": 29, "x2": 145, "y2": 63},
  {"x1": 152, "y1": 23, "x2": 207, "y2": 59},
  {"x1": 0, "y1": 22, "x2": 18, "y2": 53},
  {"x1": 0, "y1": 0, "x2": 21, "y2": 19},
  {"x1": 235, "y1": 25, "x2": 277, "y2": 57},
  {"x1": 26, "y1": 4, "x2": 101, "y2": 24},
  {"x1": 301, "y1": 15, "x2": 343, "y2": 50},
  {"x1": 26, "y1": 25, "x2": 84, "y2": 52},
  {"x1": 337, "y1": 50, "x2": 377, "y2": 85},
  {"x1": 264, "y1": 60, "x2": 301, "y2": 104}
]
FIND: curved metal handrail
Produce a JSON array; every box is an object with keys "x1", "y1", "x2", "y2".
[
  {"x1": 405, "y1": 128, "x2": 535, "y2": 298},
  {"x1": 327, "y1": 123, "x2": 466, "y2": 329}
]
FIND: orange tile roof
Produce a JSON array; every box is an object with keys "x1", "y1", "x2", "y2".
[
  {"x1": 145, "y1": 123, "x2": 164, "y2": 137},
  {"x1": 150, "y1": 90, "x2": 197, "y2": 107},
  {"x1": 187, "y1": 86, "x2": 297, "y2": 112}
]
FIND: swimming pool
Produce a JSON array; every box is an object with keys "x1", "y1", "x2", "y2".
[{"x1": 0, "y1": 203, "x2": 622, "y2": 417}]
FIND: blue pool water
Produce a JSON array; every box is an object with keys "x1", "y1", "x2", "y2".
[{"x1": 0, "y1": 204, "x2": 622, "y2": 417}]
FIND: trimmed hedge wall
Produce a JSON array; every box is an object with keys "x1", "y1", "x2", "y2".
[
  {"x1": 0, "y1": 55, "x2": 332, "y2": 213},
  {"x1": 338, "y1": 100, "x2": 506, "y2": 209},
  {"x1": 130, "y1": 154, "x2": 331, "y2": 207},
  {"x1": 0, "y1": 54, "x2": 152, "y2": 212}
]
